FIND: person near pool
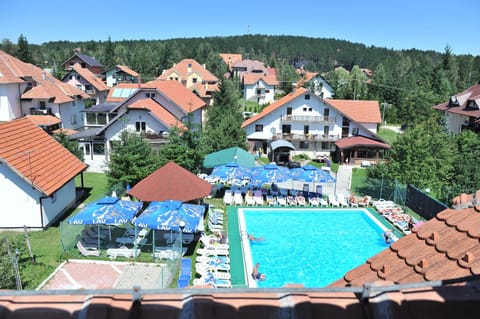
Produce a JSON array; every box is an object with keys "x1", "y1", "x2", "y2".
[
  {"x1": 383, "y1": 228, "x2": 394, "y2": 244},
  {"x1": 248, "y1": 233, "x2": 265, "y2": 241},
  {"x1": 251, "y1": 262, "x2": 266, "y2": 281}
]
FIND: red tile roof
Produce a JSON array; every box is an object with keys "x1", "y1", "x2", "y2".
[
  {"x1": 433, "y1": 83, "x2": 480, "y2": 117},
  {"x1": 335, "y1": 136, "x2": 391, "y2": 150},
  {"x1": 141, "y1": 80, "x2": 206, "y2": 112},
  {"x1": 24, "y1": 115, "x2": 61, "y2": 126},
  {"x1": 242, "y1": 88, "x2": 308, "y2": 128},
  {"x1": 127, "y1": 161, "x2": 212, "y2": 202},
  {"x1": 128, "y1": 98, "x2": 185, "y2": 129},
  {"x1": 325, "y1": 99, "x2": 381, "y2": 123},
  {"x1": 243, "y1": 73, "x2": 278, "y2": 86},
  {"x1": 116, "y1": 65, "x2": 140, "y2": 77},
  {"x1": 158, "y1": 59, "x2": 219, "y2": 83},
  {"x1": 0, "y1": 117, "x2": 87, "y2": 196},
  {"x1": 0, "y1": 283, "x2": 479, "y2": 318},
  {"x1": 71, "y1": 63, "x2": 109, "y2": 92},
  {"x1": 330, "y1": 201, "x2": 480, "y2": 287},
  {"x1": 0, "y1": 50, "x2": 89, "y2": 103},
  {"x1": 219, "y1": 53, "x2": 243, "y2": 71}
]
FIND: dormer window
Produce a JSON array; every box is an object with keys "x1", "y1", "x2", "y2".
[
  {"x1": 449, "y1": 96, "x2": 459, "y2": 107},
  {"x1": 466, "y1": 100, "x2": 478, "y2": 110},
  {"x1": 146, "y1": 92, "x2": 155, "y2": 98},
  {"x1": 305, "y1": 94, "x2": 310, "y2": 100}
]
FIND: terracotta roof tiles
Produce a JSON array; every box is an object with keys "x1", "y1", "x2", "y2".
[
  {"x1": 335, "y1": 136, "x2": 390, "y2": 150},
  {"x1": 158, "y1": 58, "x2": 219, "y2": 83},
  {"x1": 141, "y1": 79, "x2": 206, "y2": 112},
  {"x1": 71, "y1": 63, "x2": 109, "y2": 92},
  {"x1": 0, "y1": 50, "x2": 89, "y2": 103},
  {"x1": 241, "y1": 87, "x2": 308, "y2": 128},
  {"x1": 325, "y1": 99, "x2": 381, "y2": 123},
  {"x1": 116, "y1": 65, "x2": 140, "y2": 77},
  {"x1": 330, "y1": 199, "x2": 480, "y2": 288},
  {"x1": 243, "y1": 73, "x2": 278, "y2": 86},
  {"x1": 127, "y1": 161, "x2": 211, "y2": 202},
  {"x1": 0, "y1": 117, "x2": 87, "y2": 196},
  {"x1": 219, "y1": 53, "x2": 242, "y2": 71},
  {"x1": 433, "y1": 83, "x2": 480, "y2": 117},
  {"x1": 128, "y1": 98, "x2": 184, "y2": 129}
]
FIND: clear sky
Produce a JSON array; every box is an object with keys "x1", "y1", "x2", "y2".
[{"x1": 1, "y1": 0, "x2": 478, "y2": 55}]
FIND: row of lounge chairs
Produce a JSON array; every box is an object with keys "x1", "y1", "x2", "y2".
[
  {"x1": 193, "y1": 232, "x2": 232, "y2": 288},
  {"x1": 371, "y1": 199, "x2": 414, "y2": 234}
]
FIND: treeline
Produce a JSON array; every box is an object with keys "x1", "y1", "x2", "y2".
[{"x1": 2, "y1": 34, "x2": 480, "y2": 125}]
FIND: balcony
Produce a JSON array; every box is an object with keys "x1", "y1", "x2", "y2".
[
  {"x1": 272, "y1": 133, "x2": 340, "y2": 141},
  {"x1": 30, "y1": 108, "x2": 53, "y2": 116},
  {"x1": 280, "y1": 115, "x2": 336, "y2": 124}
]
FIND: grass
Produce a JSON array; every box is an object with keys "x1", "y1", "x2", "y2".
[{"x1": 377, "y1": 127, "x2": 399, "y2": 144}]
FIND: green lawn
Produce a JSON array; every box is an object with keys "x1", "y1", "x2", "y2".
[{"x1": 377, "y1": 127, "x2": 399, "y2": 144}]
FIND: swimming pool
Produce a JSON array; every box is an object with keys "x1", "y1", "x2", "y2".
[{"x1": 239, "y1": 208, "x2": 392, "y2": 288}]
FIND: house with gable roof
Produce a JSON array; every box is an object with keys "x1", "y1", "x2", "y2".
[
  {"x1": 433, "y1": 83, "x2": 480, "y2": 134},
  {"x1": 0, "y1": 117, "x2": 87, "y2": 229},
  {"x1": 71, "y1": 80, "x2": 206, "y2": 169},
  {"x1": 157, "y1": 58, "x2": 219, "y2": 106},
  {"x1": 0, "y1": 50, "x2": 90, "y2": 130},
  {"x1": 103, "y1": 65, "x2": 141, "y2": 87},
  {"x1": 241, "y1": 87, "x2": 389, "y2": 165},
  {"x1": 62, "y1": 63, "x2": 110, "y2": 105},
  {"x1": 61, "y1": 49, "x2": 104, "y2": 74},
  {"x1": 296, "y1": 70, "x2": 334, "y2": 98},
  {"x1": 243, "y1": 73, "x2": 278, "y2": 104}
]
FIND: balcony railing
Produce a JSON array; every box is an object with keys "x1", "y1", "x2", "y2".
[
  {"x1": 280, "y1": 115, "x2": 336, "y2": 124},
  {"x1": 29, "y1": 108, "x2": 53, "y2": 116},
  {"x1": 272, "y1": 133, "x2": 340, "y2": 141}
]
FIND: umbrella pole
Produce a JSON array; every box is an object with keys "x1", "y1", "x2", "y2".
[
  {"x1": 97, "y1": 225, "x2": 101, "y2": 250},
  {"x1": 152, "y1": 230, "x2": 156, "y2": 256},
  {"x1": 134, "y1": 226, "x2": 138, "y2": 259}
]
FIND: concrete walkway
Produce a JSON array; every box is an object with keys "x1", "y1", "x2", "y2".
[{"x1": 334, "y1": 164, "x2": 353, "y2": 196}]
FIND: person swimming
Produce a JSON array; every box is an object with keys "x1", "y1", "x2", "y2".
[
  {"x1": 383, "y1": 229, "x2": 393, "y2": 244},
  {"x1": 251, "y1": 262, "x2": 266, "y2": 281},
  {"x1": 248, "y1": 234, "x2": 265, "y2": 241}
]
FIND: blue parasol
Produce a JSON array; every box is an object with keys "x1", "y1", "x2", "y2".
[
  {"x1": 249, "y1": 163, "x2": 291, "y2": 186},
  {"x1": 133, "y1": 200, "x2": 206, "y2": 233},
  {"x1": 210, "y1": 161, "x2": 250, "y2": 181},
  {"x1": 290, "y1": 164, "x2": 336, "y2": 183},
  {"x1": 68, "y1": 197, "x2": 143, "y2": 225}
]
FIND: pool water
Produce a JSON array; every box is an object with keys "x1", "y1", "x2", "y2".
[{"x1": 243, "y1": 209, "x2": 389, "y2": 288}]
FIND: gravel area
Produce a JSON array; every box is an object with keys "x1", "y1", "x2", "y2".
[{"x1": 114, "y1": 263, "x2": 173, "y2": 289}]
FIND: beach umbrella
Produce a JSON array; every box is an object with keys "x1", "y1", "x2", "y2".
[
  {"x1": 67, "y1": 197, "x2": 143, "y2": 248},
  {"x1": 290, "y1": 165, "x2": 336, "y2": 184},
  {"x1": 133, "y1": 200, "x2": 206, "y2": 252},
  {"x1": 250, "y1": 163, "x2": 291, "y2": 186},
  {"x1": 210, "y1": 161, "x2": 251, "y2": 182}
]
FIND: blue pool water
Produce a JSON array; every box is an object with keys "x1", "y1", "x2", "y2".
[{"x1": 243, "y1": 208, "x2": 389, "y2": 288}]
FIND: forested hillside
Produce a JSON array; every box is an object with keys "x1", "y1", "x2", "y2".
[{"x1": 2, "y1": 34, "x2": 479, "y2": 125}]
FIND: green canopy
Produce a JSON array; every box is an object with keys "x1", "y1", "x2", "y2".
[{"x1": 203, "y1": 147, "x2": 255, "y2": 168}]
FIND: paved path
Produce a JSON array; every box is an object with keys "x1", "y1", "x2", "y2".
[{"x1": 334, "y1": 164, "x2": 353, "y2": 196}]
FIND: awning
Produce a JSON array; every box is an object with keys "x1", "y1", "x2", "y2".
[
  {"x1": 335, "y1": 136, "x2": 391, "y2": 150},
  {"x1": 270, "y1": 140, "x2": 295, "y2": 151}
]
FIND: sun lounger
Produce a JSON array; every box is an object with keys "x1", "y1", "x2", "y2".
[
  {"x1": 233, "y1": 190, "x2": 244, "y2": 206},
  {"x1": 196, "y1": 247, "x2": 229, "y2": 256},
  {"x1": 192, "y1": 273, "x2": 232, "y2": 288},
  {"x1": 196, "y1": 255, "x2": 230, "y2": 264},
  {"x1": 296, "y1": 194, "x2": 307, "y2": 206},
  {"x1": 328, "y1": 194, "x2": 340, "y2": 207},
  {"x1": 337, "y1": 194, "x2": 349, "y2": 207},
  {"x1": 76, "y1": 240, "x2": 100, "y2": 257},
  {"x1": 319, "y1": 196, "x2": 329, "y2": 207},
  {"x1": 195, "y1": 264, "x2": 231, "y2": 278},
  {"x1": 253, "y1": 190, "x2": 264, "y2": 206},
  {"x1": 107, "y1": 246, "x2": 140, "y2": 259},
  {"x1": 308, "y1": 196, "x2": 319, "y2": 207},
  {"x1": 287, "y1": 195, "x2": 297, "y2": 206},
  {"x1": 277, "y1": 195, "x2": 287, "y2": 206},
  {"x1": 267, "y1": 195, "x2": 277, "y2": 206},
  {"x1": 223, "y1": 190, "x2": 234, "y2": 205}
]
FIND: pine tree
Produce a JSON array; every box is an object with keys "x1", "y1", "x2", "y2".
[{"x1": 16, "y1": 34, "x2": 32, "y2": 63}]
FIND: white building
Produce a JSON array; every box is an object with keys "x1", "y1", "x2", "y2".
[
  {"x1": 242, "y1": 87, "x2": 388, "y2": 164},
  {"x1": 0, "y1": 118, "x2": 87, "y2": 229}
]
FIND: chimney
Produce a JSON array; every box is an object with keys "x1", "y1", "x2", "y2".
[
  {"x1": 292, "y1": 83, "x2": 297, "y2": 92},
  {"x1": 187, "y1": 63, "x2": 192, "y2": 73},
  {"x1": 41, "y1": 72, "x2": 46, "y2": 80}
]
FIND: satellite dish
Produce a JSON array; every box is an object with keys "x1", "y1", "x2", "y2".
[{"x1": 270, "y1": 127, "x2": 276, "y2": 135}]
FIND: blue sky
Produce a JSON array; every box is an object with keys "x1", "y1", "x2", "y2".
[{"x1": 1, "y1": 0, "x2": 478, "y2": 55}]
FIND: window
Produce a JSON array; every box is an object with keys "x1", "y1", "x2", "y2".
[
  {"x1": 352, "y1": 127, "x2": 359, "y2": 135},
  {"x1": 323, "y1": 108, "x2": 330, "y2": 121},
  {"x1": 305, "y1": 94, "x2": 310, "y2": 100},
  {"x1": 308, "y1": 107, "x2": 312, "y2": 112},
  {"x1": 265, "y1": 89, "x2": 270, "y2": 93},
  {"x1": 255, "y1": 124, "x2": 263, "y2": 132},
  {"x1": 69, "y1": 75, "x2": 73, "y2": 80},
  {"x1": 303, "y1": 107, "x2": 307, "y2": 111},
  {"x1": 304, "y1": 125, "x2": 309, "y2": 134},
  {"x1": 39, "y1": 101, "x2": 46, "y2": 109},
  {"x1": 299, "y1": 141, "x2": 309, "y2": 149},
  {"x1": 192, "y1": 78, "x2": 198, "y2": 83},
  {"x1": 324, "y1": 126, "x2": 330, "y2": 136},
  {"x1": 146, "y1": 92, "x2": 156, "y2": 98},
  {"x1": 286, "y1": 107, "x2": 292, "y2": 116},
  {"x1": 256, "y1": 89, "x2": 262, "y2": 95},
  {"x1": 71, "y1": 114, "x2": 77, "y2": 125},
  {"x1": 136, "y1": 121, "x2": 146, "y2": 132},
  {"x1": 282, "y1": 124, "x2": 291, "y2": 134}
]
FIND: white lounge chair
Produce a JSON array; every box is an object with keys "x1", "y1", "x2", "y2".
[
  {"x1": 196, "y1": 247, "x2": 229, "y2": 256},
  {"x1": 319, "y1": 196, "x2": 329, "y2": 207},
  {"x1": 76, "y1": 241, "x2": 100, "y2": 257},
  {"x1": 192, "y1": 273, "x2": 232, "y2": 288},
  {"x1": 328, "y1": 194, "x2": 340, "y2": 207},
  {"x1": 245, "y1": 190, "x2": 255, "y2": 206},
  {"x1": 106, "y1": 246, "x2": 140, "y2": 259},
  {"x1": 223, "y1": 190, "x2": 234, "y2": 205},
  {"x1": 337, "y1": 194, "x2": 349, "y2": 207},
  {"x1": 277, "y1": 195, "x2": 287, "y2": 206},
  {"x1": 253, "y1": 190, "x2": 264, "y2": 206},
  {"x1": 233, "y1": 190, "x2": 244, "y2": 206}
]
